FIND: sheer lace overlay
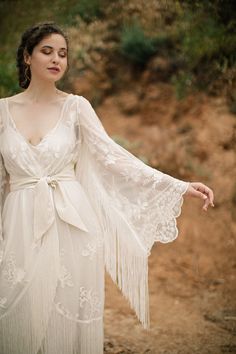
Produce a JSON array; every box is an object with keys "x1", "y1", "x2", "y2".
[
  {"x1": 0, "y1": 94, "x2": 189, "y2": 354},
  {"x1": 75, "y1": 96, "x2": 189, "y2": 330}
]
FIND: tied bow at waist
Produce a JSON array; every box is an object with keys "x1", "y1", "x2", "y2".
[{"x1": 9, "y1": 164, "x2": 89, "y2": 246}]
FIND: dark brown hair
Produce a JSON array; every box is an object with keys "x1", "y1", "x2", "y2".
[{"x1": 16, "y1": 21, "x2": 69, "y2": 89}]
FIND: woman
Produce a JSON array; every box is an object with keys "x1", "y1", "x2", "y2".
[{"x1": 0, "y1": 22, "x2": 214, "y2": 354}]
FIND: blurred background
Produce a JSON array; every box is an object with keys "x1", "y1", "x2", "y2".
[{"x1": 0, "y1": 0, "x2": 235, "y2": 353}]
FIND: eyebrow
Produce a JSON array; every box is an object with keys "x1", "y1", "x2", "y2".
[{"x1": 41, "y1": 45, "x2": 67, "y2": 51}]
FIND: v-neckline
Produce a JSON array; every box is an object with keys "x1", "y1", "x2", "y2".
[{"x1": 5, "y1": 93, "x2": 73, "y2": 148}]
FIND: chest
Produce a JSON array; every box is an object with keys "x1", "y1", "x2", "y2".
[{"x1": 8, "y1": 102, "x2": 63, "y2": 146}]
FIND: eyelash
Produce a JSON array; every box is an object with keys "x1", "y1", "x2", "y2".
[{"x1": 42, "y1": 51, "x2": 67, "y2": 58}]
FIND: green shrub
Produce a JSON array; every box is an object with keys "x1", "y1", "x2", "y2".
[
  {"x1": 0, "y1": 55, "x2": 19, "y2": 97},
  {"x1": 174, "y1": 1, "x2": 236, "y2": 70},
  {"x1": 70, "y1": 0, "x2": 105, "y2": 24},
  {"x1": 171, "y1": 71, "x2": 194, "y2": 100},
  {"x1": 171, "y1": 2, "x2": 236, "y2": 96},
  {"x1": 179, "y1": 12, "x2": 236, "y2": 69},
  {"x1": 119, "y1": 20, "x2": 157, "y2": 65}
]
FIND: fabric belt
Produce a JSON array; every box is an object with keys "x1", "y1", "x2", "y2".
[{"x1": 9, "y1": 163, "x2": 89, "y2": 246}]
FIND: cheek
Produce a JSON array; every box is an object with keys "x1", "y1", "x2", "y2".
[
  {"x1": 41, "y1": 55, "x2": 52, "y2": 65},
  {"x1": 60, "y1": 60, "x2": 68, "y2": 74},
  {"x1": 62, "y1": 58, "x2": 68, "y2": 68},
  {"x1": 33, "y1": 55, "x2": 49, "y2": 69}
]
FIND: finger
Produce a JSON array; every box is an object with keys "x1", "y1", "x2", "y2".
[
  {"x1": 203, "y1": 187, "x2": 214, "y2": 207},
  {"x1": 194, "y1": 190, "x2": 208, "y2": 201},
  {"x1": 203, "y1": 204, "x2": 208, "y2": 211},
  {"x1": 202, "y1": 198, "x2": 210, "y2": 211},
  {"x1": 208, "y1": 189, "x2": 214, "y2": 206},
  {"x1": 192, "y1": 183, "x2": 215, "y2": 209}
]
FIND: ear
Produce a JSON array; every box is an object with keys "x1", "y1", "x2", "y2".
[{"x1": 23, "y1": 48, "x2": 31, "y2": 65}]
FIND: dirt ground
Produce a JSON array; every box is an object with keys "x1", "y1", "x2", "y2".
[{"x1": 96, "y1": 93, "x2": 236, "y2": 354}]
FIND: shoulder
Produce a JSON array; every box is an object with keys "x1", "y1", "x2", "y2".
[
  {"x1": 0, "y1": 96, "x2": 9, "y2": 119},
  {"x1": 1, "y1": 93, "x2": 23, "y2": 103},
  {"x1": 74, "y1": 95, "x2": 94, "y2": 111},
  {"x1": 0, "y1": 98, "x2": 6, "y2": 131},
  {"x1": 0, "y1": 97, "x2": 5, "y2": 107},
  {"x1": 0, "y1": 93, "x2": 26, "y2": 112},
  {"x1": 74, "y1": 94, "x2": 89, "y2": 103}
]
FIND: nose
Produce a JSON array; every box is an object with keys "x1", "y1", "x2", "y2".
[{"x1": 52, "y1": 52, "x2": 60, "y2": 64}]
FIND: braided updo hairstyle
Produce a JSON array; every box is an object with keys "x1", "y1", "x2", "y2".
[{"x1": 16, "y1": 21, "x2": 69, "y2": 89}]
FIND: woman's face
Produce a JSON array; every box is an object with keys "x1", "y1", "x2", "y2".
[{"x1": 24, "y1": 33, "x2": 68, "y2": 83}]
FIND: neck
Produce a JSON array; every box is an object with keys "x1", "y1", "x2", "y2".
[{"x1": 23, "y1": 78, "x2": 61, "y2": 103}]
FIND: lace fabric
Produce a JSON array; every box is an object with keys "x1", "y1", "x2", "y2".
[
  {"x1": 75, "y1": 96, "x2": 190, "y2": 328},
  {"x1": 76, "y1": 96, "x2": 189, "y2": 252}
]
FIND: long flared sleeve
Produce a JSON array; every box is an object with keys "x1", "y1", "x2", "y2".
[{"x1": 74, "y1": 95, "x2": 190, "y2": 329}]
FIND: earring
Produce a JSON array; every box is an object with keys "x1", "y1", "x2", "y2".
[{"x1": 24, "y1": 64, "x2": 31, "y2": 81}]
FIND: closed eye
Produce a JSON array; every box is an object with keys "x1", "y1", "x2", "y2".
[{"x1": 42, "y1": 50, "x2": 67, "y2": 58}]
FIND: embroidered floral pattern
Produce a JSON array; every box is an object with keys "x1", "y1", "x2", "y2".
[
  {"x1": 2, "y1": 252, "x2": 26, "y2": 288},
  {"x1": 8, "y1": 146, "x2": 18, "y2": 160},
  {"x1": 54, "y1": 301, "x2": 102, "y2": 323},
  {"x1": 58, "y1": 248, "x2": 74, "y2": 288},
  {"x1": 81, "y1": 242, "x2": 97, "y2": 260},
  {"x1": 130, "y1": 198, "x2": 149, "y2": 221},
  {"x1": 0, "y1": 297, "x2": 7, "y2": 309},
  {"x1": 79, "y1": 286, "x2": 102, "y2": 320}
]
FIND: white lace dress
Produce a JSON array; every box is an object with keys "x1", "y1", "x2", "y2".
[{"x1": 0, "y1": 94, "x2": 190, "y2": 354}]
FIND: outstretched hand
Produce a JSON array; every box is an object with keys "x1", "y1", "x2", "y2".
[{"x1": 184, "y1": 182, "x2": 215, "y2": 212}]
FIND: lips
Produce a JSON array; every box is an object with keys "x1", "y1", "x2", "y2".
[{"x1": 47, "y1": 67, "x2": 60, "y2": 72}]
